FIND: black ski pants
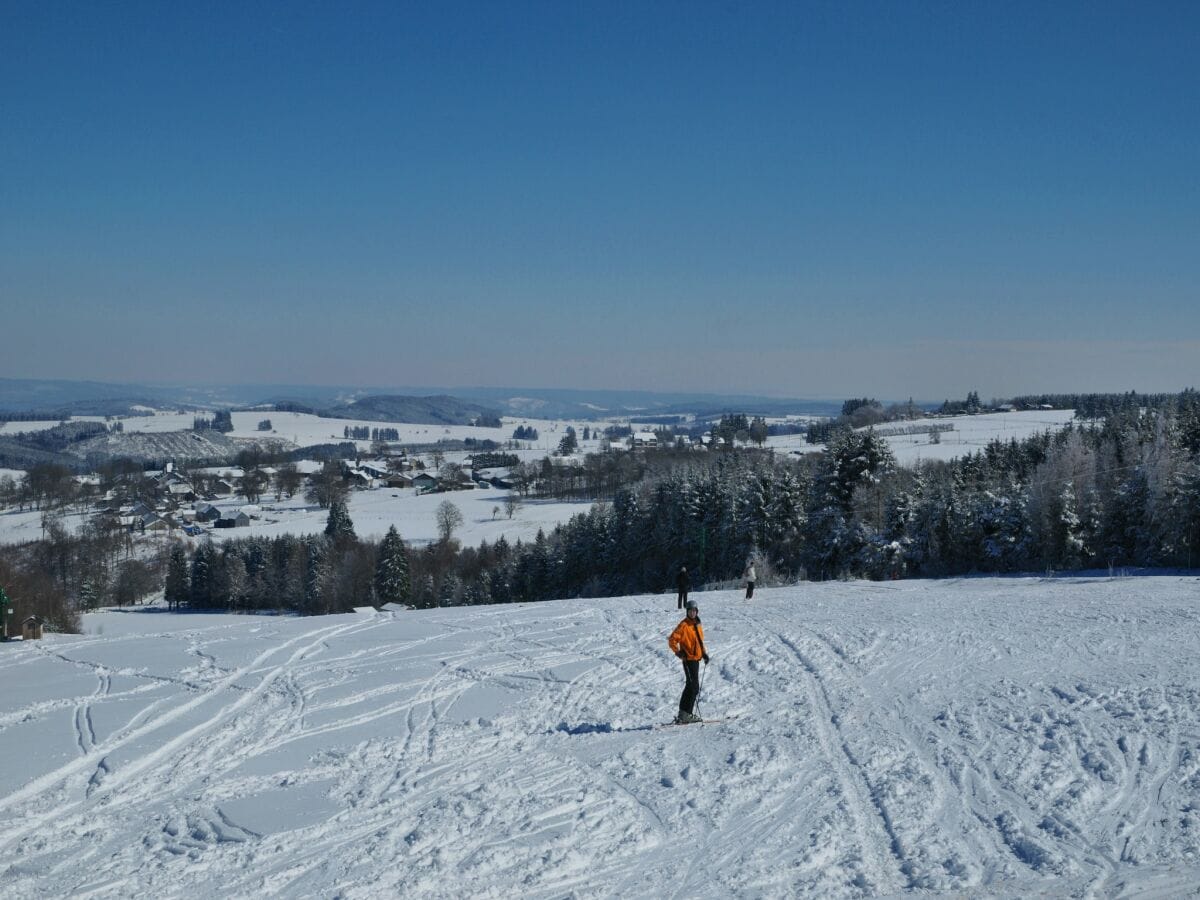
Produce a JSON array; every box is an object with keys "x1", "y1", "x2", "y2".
[
  {"x1": 679, "y1": 659, "x2": 700, "y2": 714},
  {"x1": 745, "y1": 581, "x2": 755, "y2": 600},
  {"x1": 677, "y1": 588, "x2": 688, "y2": 609}
]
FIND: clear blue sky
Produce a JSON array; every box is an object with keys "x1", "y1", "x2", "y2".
[{"x1": 2, "y1": 1, "x2": 1197, "y2": 400}]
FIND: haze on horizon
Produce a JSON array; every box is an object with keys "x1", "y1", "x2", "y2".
[{"x1": 2, "y1": 2, "x2": 1197, "y2": 401}]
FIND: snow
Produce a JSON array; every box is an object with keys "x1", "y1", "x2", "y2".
[
  {"x1": 2, "y1": 574, "x2": 1199, "y2": 897},
  {"x1": 176, "y1": 487, "x2": 590, "y2": 548},
  {"x1": 767, "y1": 409, "x2": 1080, "y2": 465},
  {"x1": 0, "y1": 508, "x2": 92, "y2": 546},
  {"x1": 0, "y1": 422, "x2": 62, "y2": 436}
]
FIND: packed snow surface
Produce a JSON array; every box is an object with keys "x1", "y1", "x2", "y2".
[{"x1": 2, "y1": 576, "x2": 1199, "y2": 898}]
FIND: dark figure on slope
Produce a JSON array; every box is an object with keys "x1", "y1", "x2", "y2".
[
  {"x1": 744, "y1": 561, "x2": 756, "y2": 600},
  {"x1": 676, "y1": 566, "x2": 690, "y2": 610},
  {"x1": 668, "y1": 600, "x2": 710, "y2": 724}
]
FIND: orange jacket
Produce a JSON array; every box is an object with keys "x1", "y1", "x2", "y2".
[{"x1": 668, "y1": 618, "x2": 706, "y2": 661}]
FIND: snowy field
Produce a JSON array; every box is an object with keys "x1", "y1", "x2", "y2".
[
  {"x1": 202, "y1": 486, "x2": 593, "y2": 548},
  {"x1": 768, "y1": 410, "x2": 1079, "y2": 465},
  {"x1": 0, "y1": 487, "x2": 591, "y2": 549},
  {"x1": 0, "y1": 410, "x2": 615, "y2": 457},
  {"x1": 2, "y1": 575, "x2": 1199, "y2": 898}
]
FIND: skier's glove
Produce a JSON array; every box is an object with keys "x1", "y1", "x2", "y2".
[
  {"x1": 676, "y1": 650, "x2": 686, "y2": 660},
  {"x1": 702, "y1": 654, "x2": 710, "y2": 664}
]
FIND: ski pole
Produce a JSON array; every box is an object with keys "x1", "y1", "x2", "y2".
[{"x1": 697, "y1": 662, "x2": 707, "y2": 718}]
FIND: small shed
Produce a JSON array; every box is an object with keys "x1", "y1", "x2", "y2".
[{"x1": 22, "y1": 616, "x2": 44, "y2": 641}]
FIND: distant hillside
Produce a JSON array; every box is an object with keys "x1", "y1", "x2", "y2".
[
  {"x1": 446, "y1": 387, "x2": 844, "y2": 420},
  {"x1": 0, "y1": 378, "x2": 373, "y2": 417},
  {"x1": 0, "y1": 378, "x2": 166, "y2": 418},
  {"x1": 0, "y1": 377, "x2": 844, "y2": 422},
  {"x1": 320, "y1": 395, "x2": 501, "y2": 425}
]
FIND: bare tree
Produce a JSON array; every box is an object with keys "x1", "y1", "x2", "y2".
[
  {"x1": 274, "y1": 462, "x2": 302, "y2": 500},
  {"x1": 435, "y1": 500, "x2": 464, "y2": 544},
  {"x1": 239, "y1": 469, "x2": 268, "y2": 504},
  {"x1": 305, "y1": 460, "x2": 349, "y2": 508}
]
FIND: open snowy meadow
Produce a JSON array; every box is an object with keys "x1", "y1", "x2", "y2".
[
  {"x1": 767, "y1": 409, "x2": 1079, "y2": 465},
  {"x1": 2, "y1": 575, "x2": 1198, "y2": 898}
]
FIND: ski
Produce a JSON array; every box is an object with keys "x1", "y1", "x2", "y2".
[{"x1": 655, "y1": 715, "x2": 737, "y2": 729}]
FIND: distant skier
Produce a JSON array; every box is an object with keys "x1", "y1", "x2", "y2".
[
  {"x1": 744, "y1": 561, "x2": 756, "y2": 600},
  {"x1": 668, "y1": 600, "x2": 709, "y2": 724},
  {"x1": 676, "y1": 566, "x2": 690, "y2": 610}
]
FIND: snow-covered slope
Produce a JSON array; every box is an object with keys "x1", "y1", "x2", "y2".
[
  {"x1": 2, "y1": 575, "x2": 1198, "y2": 897},
  {"x1": 767, "y1": 409, "x2": 1079, "y2": 465}
]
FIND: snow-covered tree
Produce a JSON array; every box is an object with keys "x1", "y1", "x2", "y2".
[
  {"x1": 324, "y1": 499, "x2": 356, "y2": 542},
  {"x1": 374, "y1": 525, "x2": 411, "y2": 607}
]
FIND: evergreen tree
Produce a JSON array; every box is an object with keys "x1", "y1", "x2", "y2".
[
  {"x1": 190, "y1": 542, "x2": 216, "y2": 608},
  {"x1": 78, "y1": 578, "x2": 99, "y2": 611},
  {"x1": 165, "y1": 545, "x2": 189, "y2": 611},
  {"x1": 219, "y1": 553, "x2": 249, "y2": 610},
  {"x1": 325, "y1": 498, "x2": 356, "y2": 541},
  {"x1": 374, "y1": 525, "x2": 411, "y2": 607},
  {"x1": 748, "y1": 417, "x2": 769, "y2": 446},
  {"x1": 1166, "y1": 460, "x2": 1200, "y2": 567},
  {"x1": 1047, "y1": 481, "x2": 1085, "y2": 569},
  {"x1": 304, "y1": 536, "x2": 331, "y2": 615}
]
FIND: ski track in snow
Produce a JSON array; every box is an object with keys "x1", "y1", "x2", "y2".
[{"x1": 2, "y1": 577, "x2": 1200, "y2": 897}]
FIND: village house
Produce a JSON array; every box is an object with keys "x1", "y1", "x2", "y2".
[
  {"x1": 194, "y1": 503, "x2": 221, "y2": 523},
  {"x1": 359, "y1": 462, "x2": 390, "y2": 480},
  {"x1": 412, "y1": 472, "x2": 438, "y2": 493},
  {"x1": 166, "y1": 481, "x2": 196, "y2": 502},
  {"x1": 140, "y1": 513, "x2": 170, "y2": 533},
  {"x1": 346, "y1": 470, "x2": 373, "y2": 488}
]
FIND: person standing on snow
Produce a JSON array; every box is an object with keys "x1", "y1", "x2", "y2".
[
  {"x1": 676, "y1": 566, "x2": 690, "y2": 610},
  {"x1": 744, "y1": 561, "x2": 756, "y2": 600},
  {"x1": 668, "y1": 600, "x2": 709, "y2": 724}
]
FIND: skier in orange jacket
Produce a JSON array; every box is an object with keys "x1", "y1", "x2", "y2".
[{"x1": 668, "y1": 600, "x2": 710, "y2": 724}]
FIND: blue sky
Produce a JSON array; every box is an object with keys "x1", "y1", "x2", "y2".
[{"x1": 2, "y1": 1, "x2": 1197, "y2": 400}]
